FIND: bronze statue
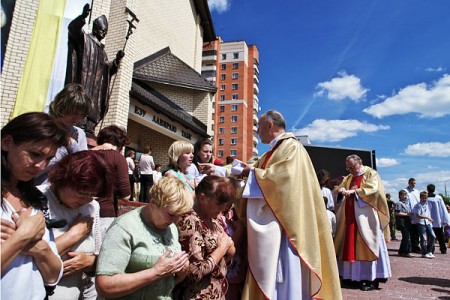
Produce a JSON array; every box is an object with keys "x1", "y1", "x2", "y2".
[{"x1": 65, "y1": 4, "x2": 125, "y2": 138}]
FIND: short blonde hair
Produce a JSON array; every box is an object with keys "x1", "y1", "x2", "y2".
[
  {"x1": 168, "y1": 140, "x2": 194, "y2": 170},
  {"x1": 150, "y1": 177, "x2": 193, "y2": 215}
]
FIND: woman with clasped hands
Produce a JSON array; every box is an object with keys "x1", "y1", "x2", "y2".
[
  {"x1": 95, "y1": 177, "x2": 193, "y2": 299},
  {"x1": 37, "y1": 150, "x2": 113, "y2": 299},
  {"x1": 1, "y1": 112, "x2": 68, "y2": 299},
  {"x1": 175, "y1": 175, "x2": 236, "y2": 299}
]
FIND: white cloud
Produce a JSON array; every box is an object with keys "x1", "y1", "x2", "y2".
[
  {"x1": 425, "y1": 66, "x2": 446, "y2": 72},
  {"x1": 404, "y1": 141, "x2": 450, "y2": 157},
  {"x1": 364, "y1": 74, "x2": 450, "y2": 118},
  {"x1": 381, "y1": 178, "x2": 405, "y2": 196},
  {"x1": 293, "y1": 119, "x2": 389, "y2": 142},
  {"x1": 207, "y1": 0, "x2": 230, "y2": 13},
  {"x1": 383, "y1": 170, "x2": 450, "y2": 197},
  {"x1": 377, "y1": 158, "x2": 399, "y2": 167},
  {"x1": 315, "y1": 71, "x2": 369, "y2": 102}
]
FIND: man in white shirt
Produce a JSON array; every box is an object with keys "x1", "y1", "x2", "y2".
[
  {"x1": 405, "y1": 178, "x2": 421, "y2": 253},
  {"x1": 427, "y1": 184, "x2": 450, "y2": 254}
]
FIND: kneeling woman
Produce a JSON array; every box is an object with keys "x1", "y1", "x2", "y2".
[
  {"x1": 175, "y1": 175, "x2": 236, "y2": 300},
  {"x1": 96, "y1": 177, "x2": 193, "y2": 299}
]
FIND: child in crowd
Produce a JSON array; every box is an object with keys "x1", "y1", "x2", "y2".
[
  {"x1": 413, "y1": 191, "x2": 436, "y2": 259},
  {"x1": 317, "y1": 170, "x2": 334, "y2": 212},
  {"x1": 395, "y1": 190, "x2": 412, "y2": 257},
  {"x1": 34, "y1": 83, "x2": 93, "y2": 185},
  {"x1": 153, "y1": 164, "x2": 163, "y2": 184},
  {"x1": 324, "y1": 197, "x2": 336, "y2": 238},
  {"x1": 386, "y1": 193, "x2": 397, "y2": 240}
]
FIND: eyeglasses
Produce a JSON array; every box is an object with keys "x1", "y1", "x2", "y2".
[{"x1": 346, "y1": 163, "x2": 360, "y2": 171}]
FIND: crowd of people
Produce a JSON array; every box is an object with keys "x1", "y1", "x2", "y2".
[
  {"x1": 394, "y1": 181, "x2": 450, "y2": 259},
  {"x1": 2, "y1": 84, "x2": 449, "y2": 300}
]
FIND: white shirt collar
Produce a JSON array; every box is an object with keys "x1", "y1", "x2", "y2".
[
  {"x1": 269, "y1": 132, "x2": 286, "y2": 150},
  {"x1": 355, "y1": 166, "x2": 365, "y2": 176}
]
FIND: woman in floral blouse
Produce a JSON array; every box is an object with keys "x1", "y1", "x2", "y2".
[{"x1": 175, "y1": 175, "x2": 236, "y2": 299}]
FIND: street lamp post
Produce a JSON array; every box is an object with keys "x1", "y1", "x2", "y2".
[{"x1": 444, "y1": 179, "x2": 450, "y2": 197}]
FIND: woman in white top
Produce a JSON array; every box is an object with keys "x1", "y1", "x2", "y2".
[
  {"x1": 38, "y1": 150, "x2": 112, "y2": 300},
  {"x1": 125, "y1": 150, "x2": 136, "y2": 200},
  {"x1": 1, "y1": 112, "x2": 67, "y2": 300},
  {"x1": 186, "y1": 139, "x2": 227, "y2": 184},
  {"x1": 139, "y1": 146, "x2": 155, "y2": 203}
]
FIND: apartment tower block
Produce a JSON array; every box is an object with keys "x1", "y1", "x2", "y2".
[{"x1": 202, "y1": 38, "x2": 260, "y2": 162}]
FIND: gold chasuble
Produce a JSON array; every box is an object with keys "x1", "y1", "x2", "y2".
[
  {"x1": 334, "y1": 167, "x2": 390, "y2": 262},
  {"x1": 240, "y1": 133, "x2": 341, "y2": 300}
]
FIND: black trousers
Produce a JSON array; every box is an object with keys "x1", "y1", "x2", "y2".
[
  {"x1": 139, "y1": 174, "x2": 153, "y2": 203},
  {"x1": 410, "y1": 223, "x2": 421, "y2": 252},
  {"x1": 397, "y1": 217, "x2": 411, "y2": 255},
  {"x1": 128, "y1": 174, "x2": 135, "y2": 200},
  {"x1": 432, "y1": 227, "x2": 447, "y2": 253}
]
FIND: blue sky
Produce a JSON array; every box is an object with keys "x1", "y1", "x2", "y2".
[{"x1": 207, "y1": 0, "x2": 450, "y2": 198}]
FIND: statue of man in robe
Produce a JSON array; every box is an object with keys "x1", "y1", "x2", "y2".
[{"x1": 65, "y1": 4, "x2": 125, "y2": 138}]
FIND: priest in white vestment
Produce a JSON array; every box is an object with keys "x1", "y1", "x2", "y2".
[{"x1": 236, "y1": 110, "x2": 341, "y2": 300}]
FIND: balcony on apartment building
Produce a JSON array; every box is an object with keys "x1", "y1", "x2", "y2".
[
  {"x1": 253, "y1": 72, "x2": 259, "y2": 83},
  {"x1": 253, "y1": 83, "x2": 259, "y2": 95},
  {"x1": 201, "y1": 64, "x2": 216, "y2": 71},
  {"x1": 202, "y1": 50, "x2": 217, "y2": 62},
  {"x1": 253, "y1": 135, "x2": 259, "y2": 145},
  {"x1": 253, "y1": 58, "x2": 259, "y2": 74},
  {"x1": 201, "y1": 70, "x2": 216, "y2": 83},
  {"x1": 253, "y1": 113, "x2": 258, "y2": 125},
  {"x1": 253, "y1": 96, "x2": 260, "y2": 113}
]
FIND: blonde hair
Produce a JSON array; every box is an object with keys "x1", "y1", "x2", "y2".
[
  {"x1": 150, "y1": 177, "x2": 193, "y2": 215},
  {"x1": 167, "y1": 140, "x2": 194, "y2": 170}
]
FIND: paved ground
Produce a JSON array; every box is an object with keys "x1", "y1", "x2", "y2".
[{"x1": 341, "y1": 237, "x2": 450, "y2": 299}]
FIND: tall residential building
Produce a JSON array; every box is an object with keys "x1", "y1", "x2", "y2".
[{"x1": 202, "y1": 38, "x2": 260, "y2": 162}]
